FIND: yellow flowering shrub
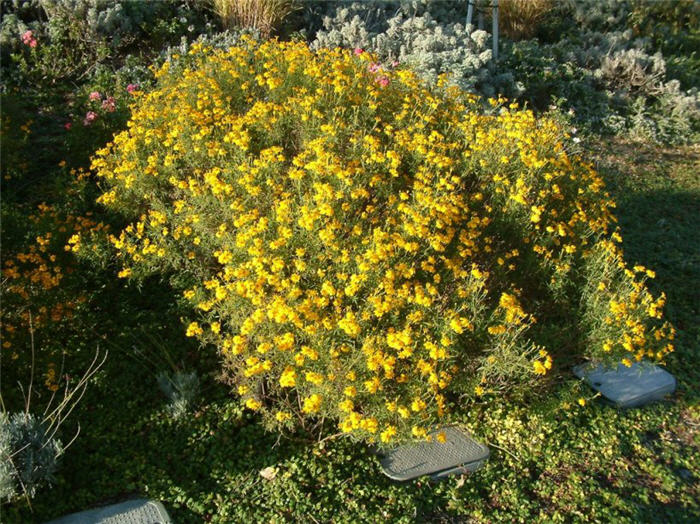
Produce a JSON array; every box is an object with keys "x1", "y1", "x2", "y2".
[{"x1": 90, "y1": 38, "x2": 674, "y2": 443}]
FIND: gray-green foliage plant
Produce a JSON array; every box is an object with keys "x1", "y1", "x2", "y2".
[
  {"x1": 0, "y1": 416, "x2": 16, "y2": 501},
  {"x1": 597, "y1": 47, "x2": 667, "y2": 94},
  {"x1": 163, "y1": 27, "x2": 259, "y2": 60},
  {"x1": 0, "y1": 412, "x2": 63, "y2": 502},
  {"x1": 38, "y1": 0, "x2": 207, "y2": 46},
  {"x1": 311, "y1": 1, "x2": 515, "y2": 97},
  {"x1": 504, "y1": 28, "x2": 699, "y2": 143},
  {"x1": 1, "y1": 0, "x2": 209, "y2": 83},
  {"x1": 566, "y1": 0, "x2": 632, "y2": 32},
  {"x1": 0, "y1": 1, "x2": 41, "y2": 49},
  {"x1": 157, "y1": 370, "x2": 200, "y2": 420},
  {"x1": 308, "y1": 0, "x2": 698, "y2": 144}
]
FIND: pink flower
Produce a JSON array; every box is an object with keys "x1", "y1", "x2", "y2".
[
  {"x1": 101, "y1": 96, "x2": 116, "y2": 113},
  {"x1": 353, "y1": 48, "x2": 364, "y2": 55},
  {"x1": 368, "y1": 63, "x2": 381, "y2": 73},
  {"x1": 391, "y1": 60, "x2": 399, "y2": 68},
  {"x1": 376, "y1": 76, "x2": 390, "y2": 88},
  {"x1": 126, "y1": 84, "x2": 138, "y2": 94},
  {"x1": 83, "y1": 111, "x2": 97, "y2": 126},
  {"x1": 21, "y1": 30, "x2": 37, "y2": 48},
  {"x1": 64, "y1": 122, "x2": 72, "y2": 130},
  {"x1": 89, "y1": 91, "x2": 101, "y2": 101}
]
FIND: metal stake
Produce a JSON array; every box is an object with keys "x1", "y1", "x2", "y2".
[
  {"x1": 492, "y1": 0, "x2": 499, "y2": 61},
  {"x1": 466, "y1": 0, "x2": 474, "y2": 32}
]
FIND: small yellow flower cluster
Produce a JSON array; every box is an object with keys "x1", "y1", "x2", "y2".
[
  {"x1": 580, "y1": 239, "x2": 674, "y2": 365},
  {"x1": 91, "y1": 38, "x2": 674, "y2": 443},
  {"x1": 44, "y1": 363, "x2": 59, "y2": 392},
  {"x1": 533, "y1": 350, "x2": 553, "y2": 375}
]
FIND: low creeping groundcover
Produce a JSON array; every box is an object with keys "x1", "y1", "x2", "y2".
[{"x1": 87, "y1": 38, "x2": 675, "y2": 444}]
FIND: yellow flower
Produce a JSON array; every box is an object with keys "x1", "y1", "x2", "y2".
[
  {"x1": 380, "y1": 425, "x2": 397, "y2": 443},
  {"x1": 279, "y1": 367, "x2": 296, "y2": 388},
  {"x1": 410, "y1": 398, "x2": 426, "y2": 412},
  {"x1": 412, "y1": 426, "x2": 427, "y2": 438},
  {"x1": 302, "y1": 394, "x2": 322, "y2": 414},
  {"x1": 185, "y1": 322, "x2": 203, "y2": 337},
  {"x1": 275, "y1": 411, "x2": 291, "y2": 422},
  {"x1": 449, "y1": 318, "x2": 464, "y2": 334},
  {"x1": 359, "y1": 417, "x2": 378, "y2": 433},
  {"x1": 245, "y1": 398, "x2": 261, "y2": 411},
  {"x1": 533, "y1": 360, "x2": 547, "y2": 375},
  {"x1": 488, "y1": 325, "x2": 506, "y2": 335},
  {"x1": 364, "y1": 377, "x2": 381, "y2": 393},
  {"x1": 305, "y1": 371, "x2": 324, "y2": 385}
]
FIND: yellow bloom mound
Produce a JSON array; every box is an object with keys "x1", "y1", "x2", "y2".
[{"x1": 92, "y1": 38, "x2": 674, "y2": 443}]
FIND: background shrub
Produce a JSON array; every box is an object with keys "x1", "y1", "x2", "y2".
[
  {"x1": 311, "y1": 1, "x2": 513, "y2": 97},
  {"x1": 307, "y1": 0, "x2": 699, "y2": 144},
  {"x1": 0, "y1": 0, "x2": 210, "y2": 84}
]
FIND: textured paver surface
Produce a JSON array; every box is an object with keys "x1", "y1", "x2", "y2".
[
  {"x1": 45, "y1": 499, "x2": 171, "y2": 524},
  {"x1": 380, "y1": 426, "x2": 489, "y2": 481}
]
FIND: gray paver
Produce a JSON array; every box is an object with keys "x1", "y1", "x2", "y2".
[
  {"x1": 380, "y1": 426, "x2": 489, "y2": 481},
  {"x1": 45, "y1": 499, "x2": 171, "y2": 524},
  {"x1": 574, "y1": 360, "x2": 676, "y2": 408}
]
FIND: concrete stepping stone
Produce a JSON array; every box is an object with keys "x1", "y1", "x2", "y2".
[
  {"x1": 380, "y1": 426, "x2": 489, "y2": 481},
  {"x1": 45, "y1": 499, "x2": 172, "y2": 524},
  {"x1": 574, "y1": 360, "x2": 676, "y2": 408}
]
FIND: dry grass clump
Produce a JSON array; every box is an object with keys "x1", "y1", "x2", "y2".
[
  {"x1": 497, "y1": 0, "x2": 554, "y2": 40},
  {"x1": 210, "y1": 0, "x2": 297, "y2": 38}
]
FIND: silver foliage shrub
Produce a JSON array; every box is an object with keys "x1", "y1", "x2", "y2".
[
  {"x1": 623, "y1": 82, "x2": 700, "y2": 144},
  {"x1": 157, "y1": 370, "x2": 200, "y2": 420},
  {"x1": 566, "y1": 0, "x2": 632, "y2": 32},
  {"x1": 597, "y1": 48, "x2": 667, "y2": 94},
  {"x1": 0, "y1": 412, "x2": 63, "y2": 502},
  {"x1": 40, "y1": 0, "x2": 144, "y2": 37},
  {"x1": 38, "y1": 0, "x2": 204, "y2": 41},
  {"x1": 0, "y1": 0, "x2": 42, "y2": 52},
  {"x1": 0, "y1": 416, "x2": 15, "y2": 501},
  {"x1": 516, "y1": 30, "x2": 699, "y2": 142},
  {"x1": 309, "y1": 0, "x2": 698, "y2": 143},
  {"x1": 311, "y1": 2, "x2": 516, "y2": 97}
]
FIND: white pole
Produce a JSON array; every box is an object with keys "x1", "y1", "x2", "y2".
[
  {"x1": 466, "y1": 0, "x2": 474, "y2": 32},
  {"x1": 492, "y1": 0, "x2": 499, "y2": 61}
]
